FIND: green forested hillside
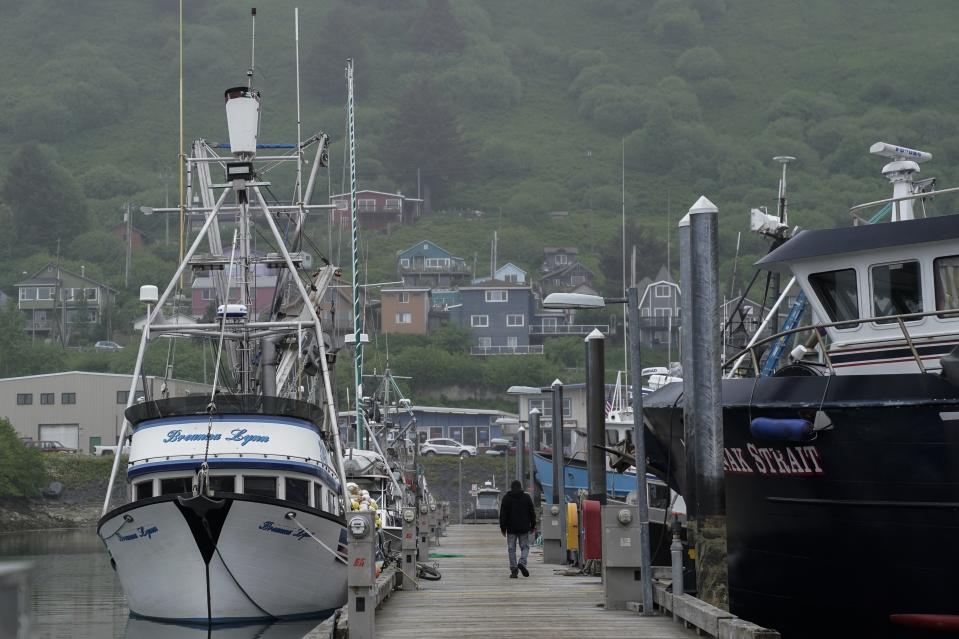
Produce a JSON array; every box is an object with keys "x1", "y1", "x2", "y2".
[{"x1": 3, "y1": 0, "x2": 959, "y2": 392}]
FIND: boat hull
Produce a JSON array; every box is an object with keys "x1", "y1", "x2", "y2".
[
  {"x1": 533, "y1": 452, "x2": 637, "y2": 501},
  {"x1": 99, "y1": 494, "x2": 346, "y2": 624},
  {"x1": 643, "y1": 375, "x2": 959, "y2": 638}
]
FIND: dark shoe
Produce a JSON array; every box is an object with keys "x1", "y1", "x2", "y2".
[
  {"x1": 509, "y1": 568, "x2": 518, "y2": 578},
  {"x1": 518, "y1": 564, "x2": 529, "y2": 577}
]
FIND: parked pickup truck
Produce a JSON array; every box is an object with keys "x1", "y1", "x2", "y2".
[{"x1": 93, "y1": 444, "x2": 131, "y2": 457}]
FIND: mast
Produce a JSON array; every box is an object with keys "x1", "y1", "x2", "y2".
[{"x1": 347, "y1": 58, "x2": 365, "y2": 449}]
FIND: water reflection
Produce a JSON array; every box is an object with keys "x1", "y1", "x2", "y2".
[
  {"x1": 124, "y1": 618, "x2": 327, "y2": 638},
  {"x1": 0, "y1": 529, "x2": 331, "y2": 639}
]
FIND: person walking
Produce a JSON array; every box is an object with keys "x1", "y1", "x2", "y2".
[{"x1": 499, "y1": 479, "x2": 536, "y2": 578}]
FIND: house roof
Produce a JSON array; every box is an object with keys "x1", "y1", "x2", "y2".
[
  {"x1": 396, "y1": 240, "x2": 462, "y2": 259},
  {"x1": 638, "y1": 279, "x2": 681, "y2": 308},
  {"x1": 110, "y1": 222, "x2": 148, "y2": 236},
  {"x1": 495, "y1": 262, "x2": 526, "y2": 275},
  {"x1": 0, "y1": 370, "x2": 206, "y2": 385},
  {"x1": 540, "y1": 261, "x2": 595, "y2": 280},
  {"x1": 543, "y1": 247, "x2": 578, "y2": 254},
  {"x1": 15, "y1": 264, "x2": 118, "y2": 293},
  {"x1": 381, "y1": 288, "x2": 431, "y2": 294},
  {"x1": 654, "y1": 265, "x2": 675, "y2": 283}
]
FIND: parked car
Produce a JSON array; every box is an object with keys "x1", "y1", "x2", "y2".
[
  {"x1": 24, "y1": 440, "x2": 77, "y2": 454},
  {"x1": 484, "y1": 437, "x2": 512, "y2": 456},
  {"x1": 420, "y1": 438, "x2": 477, "y2": 457},
  {"x1": 94, "y1": 340, "x2": 124, "y2": 352}
]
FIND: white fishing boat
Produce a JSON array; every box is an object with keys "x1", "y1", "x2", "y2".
[{"x1": 97, "y1": 11, "x2": 350, "y2": 625}]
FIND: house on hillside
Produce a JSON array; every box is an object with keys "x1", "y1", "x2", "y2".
[
  {"x1": 474, "y1": 262, "x2": 526, "y2": 285},
  {"x1": 110, "y1": 222, "x2": 147, "y2": 249},
  {"x1": 190, "y1": 260, "x2": 278, "y2": 318},
  {"x1": 380, "y1": 288, "x2": 430, "y2": 335},
  {"x1": 15, "y1": 265, "x2": 118, "y2": 342},
  {"x1": 637, "y1": 266, "x2": 681, "y2": 347},
  {"x1": 397, "y1": 240, "x2": 472, "y2": 288},
  {"x1": 541, "y1": 247, "x2": 579, "y2": 272},
  {"x1": 538, "y1": 262, "x2": 597, "y2": 296},
  {"x1": 454, "y1": 279, "x2": 540, "y2": 355},
  {"x1": 331, "y1": 189, "x2": 423, "y2": 230}
]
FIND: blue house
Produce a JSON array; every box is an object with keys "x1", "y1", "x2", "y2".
[
  {"x1": 396, "y1": 240, "x2": 471, "y2": 288},
  {"x1": 455, "y1": 279, "x2": 541, "y2": 356}
]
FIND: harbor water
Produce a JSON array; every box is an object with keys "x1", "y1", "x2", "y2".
[{"x1": 0, "y1": 529, "x2": 330, "y2": 638}]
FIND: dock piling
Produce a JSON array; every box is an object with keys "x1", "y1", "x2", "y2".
[
  {"x1": 586, "y1": 329, "x2": 607, "y2": 505},
  {"x1": 687, "y1": 196, "x2": 729, "y2": 609}
]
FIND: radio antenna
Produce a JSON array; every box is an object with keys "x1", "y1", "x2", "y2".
[{"x1": 248, "y1": 7, "x2": 257, "y2": 88}]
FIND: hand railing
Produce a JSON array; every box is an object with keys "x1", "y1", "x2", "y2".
[{"x1": 723, "y1": 307, "x2": 954, "y2": 377}]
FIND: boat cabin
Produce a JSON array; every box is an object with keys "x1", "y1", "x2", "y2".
[
  {"x1": 123, "y1": 395, "x2": 343, "y2": 516},
  {"x1": 757, "y1": 143, "x2": 959, "y2": 375}
]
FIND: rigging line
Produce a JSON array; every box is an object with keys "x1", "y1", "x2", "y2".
[
  {"x1": 286, "y1": 515, "x2": 349, "y2": 565},
  {"x1": 208, "y1": 229, "x2": 239, "y2": 408},
  {"x1": 212, "y1": 543, "x2": 279, "y2": 620}
]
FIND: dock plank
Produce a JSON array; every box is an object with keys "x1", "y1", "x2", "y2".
[{"x1": 374, "y1": 524, "x2": 698, "y2": 638}]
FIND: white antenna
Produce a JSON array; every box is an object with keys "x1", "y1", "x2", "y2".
[
  {"x1": 294, "y1": 7, "x2": 303, "y2": 205},
  {"x1": 773, "y1": 155, "x2": 795, "y2": 224},
  {"x1": 621, "y1": 138, "x2": 628, "y2": 382},
  {"x1": 248, "y1": 8, "x2": 257, "y2": 88}
]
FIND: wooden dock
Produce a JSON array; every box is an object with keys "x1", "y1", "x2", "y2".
[{"x1": 373, "y1": 524, "x2": 698, "y2": 639}]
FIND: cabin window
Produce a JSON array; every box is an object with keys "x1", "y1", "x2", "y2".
[
  {"x1": 209, "y1": 475, "x2": 235, "y2": 493},
  {"x1": 135, "y1": 480, "x2": 154, "y2": 501},
  {"x1": 871, "y1": 261, "x2": 923, "y2": 323},
  {"x1": 243, "y1": 476, "x2": 277, "y2": 498},
  {"x1": 808, "y1": 268, "x2": 860, "y2": 328},
  {"x1": 649, "y1": 483, "x2": 670, "y2": 510},
  {"x1": 934, "y1": 255, "x2": 959, "y2": 317},
  {"x1": 285, "y1": 478, "x2": 310, "y2": 506},
  {"x1": 160, "y1": 477, "x2": 192, "y2": 495}
]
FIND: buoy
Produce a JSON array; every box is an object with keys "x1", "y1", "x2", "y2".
[{"x1": 750, "y1": 417, "x2": 814, "y2": 442}]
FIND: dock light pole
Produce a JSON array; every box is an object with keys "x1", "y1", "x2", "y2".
[
  {"x1": 516, "y1": 425, "x2": 526, "y2": 486},
  {"x1": 543, "y1": 291, "x2": 654, "y2": 615},
  {"x1": 528, "y1": 408, "x2": 541, "y2": 508}
]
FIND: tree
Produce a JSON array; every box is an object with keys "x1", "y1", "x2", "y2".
[
  {"x1": 306, "y1": 5, "x2": 370, "y2": 104},
  {"x1": 599, "y1": 221, "x2": 669, "y2": 295},
  {"x1": 0, "y1": 418, "x2": 47, "y2": 498},
  {"x1": 382, "y1": 77, "x2": 471, "y2": 206},
  {"x1": 3, "y1": 144, "x2": 89, "y2": 250},
  {"x1": 408, "y1": 0, "x2": 466, "y2": 55}
]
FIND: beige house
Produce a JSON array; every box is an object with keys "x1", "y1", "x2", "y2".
[
  {"x1": 380, "y1": 288, "x2": 430, "y2": 335},
  {"x1": 0, "y1": 371, "x2": 210, "y2": 454}
]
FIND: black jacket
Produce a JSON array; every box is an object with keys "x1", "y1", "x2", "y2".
[{"x1": 499, "y1": 488, "x2": 536, "y2": 535}]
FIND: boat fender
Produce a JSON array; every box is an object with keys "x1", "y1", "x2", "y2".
[{"x1": 749, "y1": 417, "x2": 815, "y2": 442}]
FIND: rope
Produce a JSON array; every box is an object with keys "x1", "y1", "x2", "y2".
[
  {"x1": 208, "y1": 230, "x2": 239, "y2": 406},
  {"x1": 285, "y1": 513, "x2": 348, "y2": 565}
]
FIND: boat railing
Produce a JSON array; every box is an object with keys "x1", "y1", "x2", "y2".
[
  {"x1": 848, "y1": 184, "x2": 959, "y2": 225},
  {"x1": 723, "y1": 308, "x2": 957, "y2": 376}
]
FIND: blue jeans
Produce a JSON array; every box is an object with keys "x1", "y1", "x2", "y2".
[{"x1": 507, "y1": 532, "x2": 530, "y2": 569}]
